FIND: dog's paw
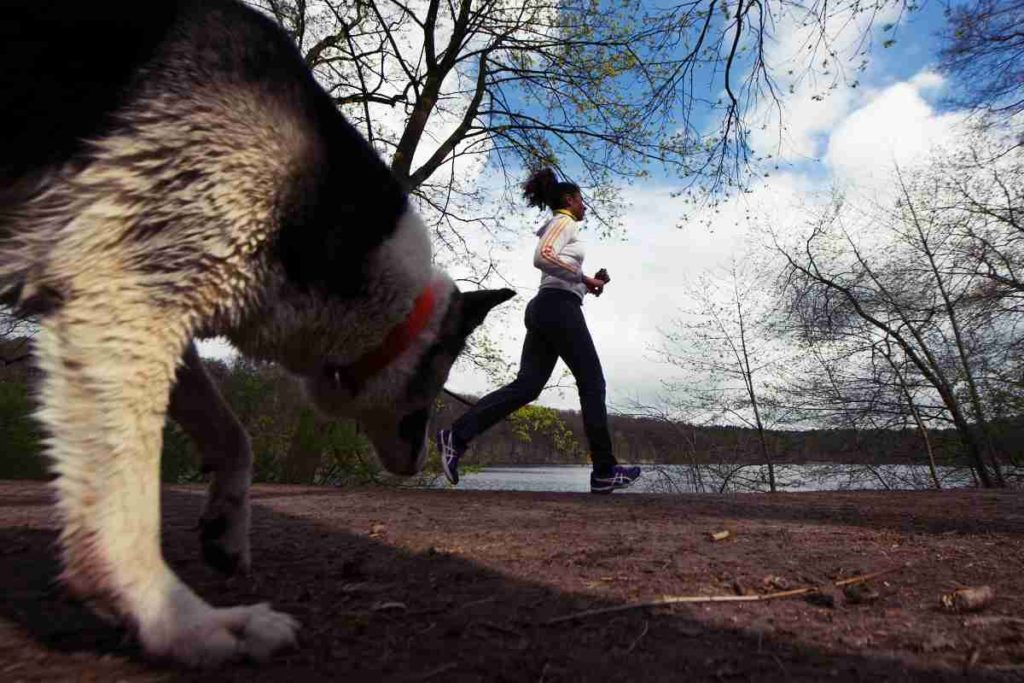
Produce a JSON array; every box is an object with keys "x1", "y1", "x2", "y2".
[
  {"x1": 143, "y1": 602, "x2": 299, "y2": 667},
  {"x1": 199, "y1": 492, "x2": 251, "y2": 575}
]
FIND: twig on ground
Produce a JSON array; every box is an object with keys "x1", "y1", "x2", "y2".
[
  {"x1": 545, "y1": 567, "x2": 903, "y2": 625},
  {"x1": 412, "y1": 662, "x2": 458, "y2": 681},
  {"x1": 545, "y1": 588, "x2": 815, "y2": 625},
  {"x1": 473, "y1": 620, "x2": 523, "y2": 638},
  {"x1": 834, "y1": 566, "x2": 900, "y2": 587},
  {"x1": 625, "y1": 619, "x2": 649, "y2": 653},
  {"x1": 406, "y1": 605, "x2": 450, "y2": 617},
  {"x1": 982, "y1": 664, "x2": 1024, "y2": 671},
  {"x1": 771, "y1": 653, "x2": 789, "y2": 680},
  {"x1": 460, "y1": 596, "x2": 497, "y2": 610},
  {"x1": 963, "y1": 615, "x2": 1024, "y2": 628}
]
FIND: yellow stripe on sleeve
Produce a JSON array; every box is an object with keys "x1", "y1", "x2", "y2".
[{"x1": 539, "y1": 218, "x2": 578, "y2": 274}]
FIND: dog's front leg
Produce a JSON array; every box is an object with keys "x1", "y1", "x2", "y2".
[
  {"x1": 170, "y1": 342, "x2": 252, "y2": 575},
  {"x1": 35, "y1": 297, "x2": 296, "y2": 666}
]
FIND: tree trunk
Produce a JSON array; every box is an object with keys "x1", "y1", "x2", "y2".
[
  {"x1": 899, "y1": 173, "x2": 1005, "y2": 487},
  {"x1": 882, "y1": 344, "x2": 941, "y2": 490}
]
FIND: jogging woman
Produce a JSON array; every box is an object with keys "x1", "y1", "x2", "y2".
[{"x1": 435, "y1": 168, "x2": 641, "y2": 494}]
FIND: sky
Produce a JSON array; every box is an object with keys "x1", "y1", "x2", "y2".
[
  {"x1": 438, "y1": 0, "x2": 969, "y2": 412},
  {"x1": 200, "y1": 0, "x2": 972, "y2": 415}
]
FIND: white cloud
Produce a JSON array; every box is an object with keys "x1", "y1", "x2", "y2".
[
  {"x1": 447, "y1": 66, "x2": 979, "y2": 418},
  {"x1": 196, "y1": 64, "x2": 971, "y2": 430},
  {"x1": 748, "y1": 0, "x2": 906, "y2": 162},
  {"x1": 445, "y1": 175, "x2": 813, "y2": 410},
  {"x1": 207, "y1": 0, "x2": 982, "y2": 440},
  {"x1": 824, "y1": 72, "x2": 964, "y2": 195}
]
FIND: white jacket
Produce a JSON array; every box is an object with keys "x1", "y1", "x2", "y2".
[{"x1": 533, "y1": 210, "x2": 587, "y2": 301}]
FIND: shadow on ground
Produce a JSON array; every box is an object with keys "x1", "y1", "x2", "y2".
[{"x1": 0, "y1": 485, "x2": 1020, "y2": 681}]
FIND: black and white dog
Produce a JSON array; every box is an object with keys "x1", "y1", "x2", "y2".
[{"x1": 0, "y1": 0, "x2": 513, "y2": 666}]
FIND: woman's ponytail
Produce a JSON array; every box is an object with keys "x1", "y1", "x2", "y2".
[{"x1": 522, "y1": 167, "x2": 578, "y2": 211}]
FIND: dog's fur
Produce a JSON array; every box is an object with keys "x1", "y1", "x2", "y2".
[{"x1": 0, "y1": 0, "x2": 513, "y2": 666}]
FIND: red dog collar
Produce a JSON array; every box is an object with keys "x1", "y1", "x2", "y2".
[{"x1": 330, "y1": 280, "x2": 440, "y2": 393}]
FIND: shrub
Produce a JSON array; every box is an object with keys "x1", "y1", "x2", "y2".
[{"x1": 0, "y1": 380, "x2": 47, "y2": 479}]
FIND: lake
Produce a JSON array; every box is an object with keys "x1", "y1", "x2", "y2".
[{"x1": 419, "y1": 463, "x2": 989, "y2": 493}]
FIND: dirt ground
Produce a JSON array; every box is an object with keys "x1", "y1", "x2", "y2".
[{"x1": 1, "y1": 482, "x2": 1022, "y2": 682}]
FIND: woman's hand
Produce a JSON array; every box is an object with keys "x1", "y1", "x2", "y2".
[{"x1": 584, "y1": 274, "x2": 606, "y2": 297}]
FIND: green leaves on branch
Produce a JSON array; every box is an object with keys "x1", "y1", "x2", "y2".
[{"x1": 509, "y1": 404, "x2": 585, "y2": 462}]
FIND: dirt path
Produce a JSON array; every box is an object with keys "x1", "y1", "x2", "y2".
[{"x1": 1, "y1": 482, "x2": 1022, "y2": 681}]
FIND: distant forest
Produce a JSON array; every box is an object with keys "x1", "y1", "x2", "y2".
[
  {"x1": 2, "y1": 344, "x2": 1022, "y2": 484},
  {"x1": 435, "y1": 392, "x2": 1024, "y2": 469}
]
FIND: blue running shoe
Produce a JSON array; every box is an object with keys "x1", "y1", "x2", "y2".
[
  {"x1": 435, "y1": 429, "x2": 465, "y2": 485},
  {"x1": 590, "y1": 465, "x2": 641, "y2": 494}
]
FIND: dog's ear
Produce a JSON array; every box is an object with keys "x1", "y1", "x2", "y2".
[{"x1": 459, "y1": 288, "x2": 516, "y2": 337}]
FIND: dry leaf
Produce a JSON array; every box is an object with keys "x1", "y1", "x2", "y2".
[
  {"x1": 762, "y1": 575, "x2": 790, "y2": 590},
  {"x1": 940, "y1": 586, "x2": 994, "y2": 613},
  {"x1": 920, "y1": 633, "x2": 957, "y2": 653}
]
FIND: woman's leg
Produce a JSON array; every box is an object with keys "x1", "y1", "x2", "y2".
[
  {"x1": 451, "y1": 310, "x2": 558, "y2": 446},
  {"x1": 538, "y1": 296, "x2": 617, "y2": 474}
]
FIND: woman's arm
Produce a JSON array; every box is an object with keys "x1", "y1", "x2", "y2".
[{"x1": 533, "y1": 215, "x2": 583, "y2": 282}]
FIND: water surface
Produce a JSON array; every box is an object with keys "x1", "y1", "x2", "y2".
[{"x1": 422, "y1": 463, "x2": 984, "y2": 493}]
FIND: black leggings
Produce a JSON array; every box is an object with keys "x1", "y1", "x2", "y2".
[{"x1": 451, "y1": 288, "x2": 617, "y2": 473}]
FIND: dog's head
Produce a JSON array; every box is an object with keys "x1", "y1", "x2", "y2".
[
  {"x1": 301, "y1": 282, "x2": 515, "y2": 475},
  {"x1": 229, "y1": 206, "x2": 515, "y2": 478},
  {"x1": 224, "y1": 82, "x2": 517, "y2": 476}
]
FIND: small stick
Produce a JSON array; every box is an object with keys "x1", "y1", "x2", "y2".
[
  {"x1": 546, "y1": 568, "x2": 902, "y2": 625},
  {"x1": 413, "y1": 662, "x2": 458, "y2": 681},
  {"x1": 473, "y1": 620, "x2": 523, "y2": 638},
  {"x1": 545, "y1": 588, "x2": 815, "y2": 625},
  {"x1": 834, "y1": 567, "x2": 899, "y2": 587},
  {"x1": 461, "y1": 596, "x2": 497, "y2": 610},
  {"x1": 964, "y1": 615, "x2": 1024, "y2": 628},
  {"x1": 625, "y1": 620, "x2": 649, "y2": 654}
]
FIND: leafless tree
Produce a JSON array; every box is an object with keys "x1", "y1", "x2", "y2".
[
  {"x1": 655, "y1": 259, "x2": 792, "y2": 491},
  {"x1": 939, "y1": 0, "x2": 1024, "y2": 119},
  {"x1": 928, "y1": 131, "x2": 1024, "y2": 462},
  {"x1": 776, "y1": 311, "x2": 950, "y2": 489},
  {"x1": 775, "y1": 177, "x2": 1016, "y2": 486},
  {"x1": 247, "y1": 0, "x2": 920, "y2": 236},
  {"x1": 936, "y1": 131, "x2": 1024, "y2": 300},
  {"x1": 248, "y1": 0, "x2": 694, "y2": 247},
  {"x1": 876, "y1": 336, "x2": 941, "y2": 488},
  {"x1": 0, "y1": 307, "x2": 34, "y2": 367},
  {"x1": 616, "y1": 401, "x2": 711, "y2": 492}
]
